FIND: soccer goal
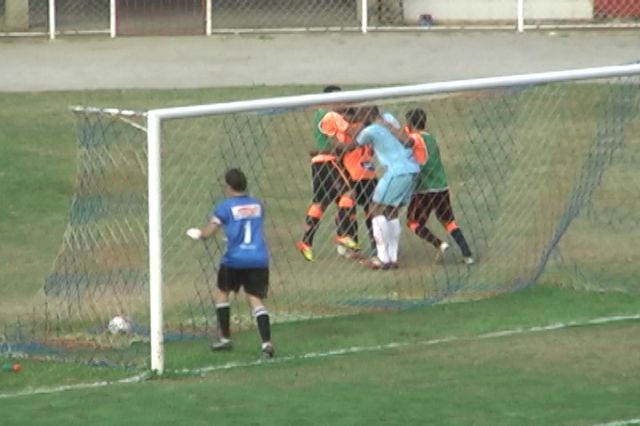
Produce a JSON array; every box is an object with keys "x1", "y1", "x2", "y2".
[{"x1": 6, "y1": 63, "x2": 640, "y2": 375}]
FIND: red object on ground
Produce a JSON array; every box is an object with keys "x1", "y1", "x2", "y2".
[
  {"x1": 594, "y1": 0, "x2": 640, "y2": 18},
  {"x1": 12, "y1": 363, "x2": 22, "y2": 373}
]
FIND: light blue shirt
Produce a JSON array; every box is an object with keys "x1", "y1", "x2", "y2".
[{"x1": 356, "y1": 113, "x2": 419, "y2": 177}]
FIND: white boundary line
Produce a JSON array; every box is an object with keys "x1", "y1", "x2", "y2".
[
  {"x1": 593, "y1": 419, "x2": 640, "y2": 426},
  {"x1": 0, "y1": 372, "x2": 150, "y2": 400},
  {"x1": 170, "y1": 313, "x2": 640, "y2": 375},
  {"x1": 1, "y1": 313, "x2": 638, "y2": 400}
]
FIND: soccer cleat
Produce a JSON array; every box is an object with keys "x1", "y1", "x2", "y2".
[
  {"x1": 463, "y1": 256, "x2": 475, "y2": 266},
  {"x1": 261, "y1": 343, "x2": 275, "y2": 360},
  {"x1": 390, "y1": 262, "x2": 399, "y2": 270},
  {"x1": 335, "y1": 235, "x2": 360, "y2": 251},
  {"x1": 211, "y1": 339, "x2": 233, "y2": 352},
  {"x1": 296, "y1": 241, "x2": 314, "y2": 262}
]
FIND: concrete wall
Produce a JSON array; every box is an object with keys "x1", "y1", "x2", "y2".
[
  {"x1": 524, "y1": 0, "x2": 593, "y2": 20},
  {"x1": 402, "y1": 0, "x2": 593, "y2": 24},
  {"x1": 4, "y1": 0, "x2": 30, "y2": 31}
]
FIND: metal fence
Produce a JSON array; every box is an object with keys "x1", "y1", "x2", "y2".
[
  {"x1": 0, "y1": 0, "x2": 110, "y2": 35},
  {"x1": 1, "y1": 0, "x2": 639, "y2": 38}
]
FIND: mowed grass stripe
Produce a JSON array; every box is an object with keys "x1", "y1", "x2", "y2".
[{"x1": 0, "y1": 319, "x2": 638, "y2": 425}]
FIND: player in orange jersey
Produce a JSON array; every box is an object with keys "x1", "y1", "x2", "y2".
[{"x1": 296, "y1": 86, "x2": 359, "y2": 262}]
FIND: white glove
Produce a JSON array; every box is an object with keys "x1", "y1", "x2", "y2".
[{"x1": 186, "y1": 228, "x2": 203, "y2": 240}]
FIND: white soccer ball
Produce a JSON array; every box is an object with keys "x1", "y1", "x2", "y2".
[{"x1": 108, "y1": 315, "x2": 131, "y2": 335}]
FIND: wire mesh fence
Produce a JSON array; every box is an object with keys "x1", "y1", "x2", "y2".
[
  {"x1": 0, "y1": 0, "x2": 49, "y2": 33},
  {"x1": 1, "y1": 0, "x2": 639, "y2": 37}
]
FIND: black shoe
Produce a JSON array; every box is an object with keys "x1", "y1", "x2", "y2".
[
  {"x1": 211, "y1": 339, "x2": 233, "y2": 351},
  {"x1": 261, "y1": 343, "x2": 275, "y2": 359}
]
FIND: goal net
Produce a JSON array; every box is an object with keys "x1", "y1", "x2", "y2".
[{"x1": 3, "y1": 64, "x2": 640, "y2": 374}]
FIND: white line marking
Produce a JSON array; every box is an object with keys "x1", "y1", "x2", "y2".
[
  {"x1": 593, "y1": 419, "x2": 640, "y2": 426},
  {"x1": 0, "y1": 372, "x2": 150, "y2": 400},
  {"x1": 170, "y1": 313, "x2": 640, "y2": 375},
  {"x1": 0, "y1": 313, "x2": 638, "y2": 400}
]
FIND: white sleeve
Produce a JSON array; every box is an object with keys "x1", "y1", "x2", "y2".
[
  {"x1": 355, "y1": 126, "x2": 371, "y2": 145},
  {"x1": 382, "y1": 113, "x2": 401, "y2": 129}
]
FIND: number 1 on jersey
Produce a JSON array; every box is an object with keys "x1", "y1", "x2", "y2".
[{"x1": 243, "y1": 220, "x2": 252, "y2": 245}]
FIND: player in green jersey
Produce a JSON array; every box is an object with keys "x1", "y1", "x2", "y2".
[{"x1": 404, "y1": 108, "x2": 474, "y2": 265}]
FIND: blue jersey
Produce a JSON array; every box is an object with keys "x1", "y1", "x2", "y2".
[
  {"x1": 210, "y1": 195, "x2": 269, "y2": 268},
  {"x1": 356, "y1": 113, "x2": 420, "y2": 177}
]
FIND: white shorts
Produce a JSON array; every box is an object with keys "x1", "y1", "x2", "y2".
[{"x1": 373, "y1": 173, "x2": 417, "y2": 207}]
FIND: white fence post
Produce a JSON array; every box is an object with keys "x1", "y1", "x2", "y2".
[
  {"x1": 361, "y1": 0, "x2": 368, "y2": 34},
  {"x1": 206, "y1": 0, "x2": 212, "y2": 36},
  {"x1": 517, "y1": 0, "x2": 525, "y2": 32},
  {"x1": 48, "y1": 0, "x2": 55, "y2": 39},
  {"x1": 110, "y1": 0, "x2": 116, "y2": 37}
]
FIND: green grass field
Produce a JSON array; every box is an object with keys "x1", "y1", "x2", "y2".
[
  {"x1": 1, "y1": 85, "x2": 639, "y2": 425},
  {"x1": 1, "y1": 287, "x2": 640, "y2": 425}
]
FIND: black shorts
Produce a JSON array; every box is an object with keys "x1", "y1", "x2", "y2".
[
  {"x1": 311, "y1": 161, "x2": 349, "y2": 205},
  {"x1": 350, "y1": 178, "x2": 377, "y2": 210},
  {"x1": 407, "y1": 190, "x2": 455, "y2": 224},
  {"x1": 217, "y1": 266, "x2": 269, "y2": 299}
]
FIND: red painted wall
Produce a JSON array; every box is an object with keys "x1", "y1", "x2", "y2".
[{"x1": 594, "y1": 0, "x2": 640, "y2": 18}]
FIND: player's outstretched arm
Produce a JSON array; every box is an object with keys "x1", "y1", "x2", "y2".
[{"x1": 186, "y1": 222, "x2": 220, "y2": 240}]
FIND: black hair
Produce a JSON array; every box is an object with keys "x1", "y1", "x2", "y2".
[
  {"x1": 323, "y1": 85, "x2": 342, "y2": 93},
  {"x1": 405, "y1": 108, "x2": 427, "y2": 130},
  {"x1": 225, "y1": 168, "x2": 248, "y2": 192},
  {"x1": 343, "y1": 107, "x2": 357, "y2": 120},
  {"x1": 353, "y1": 105, "x2": 379, "y2": 125}
]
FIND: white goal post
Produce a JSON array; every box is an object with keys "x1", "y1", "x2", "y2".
[{"x1": 145, "y1": 63, "x2": 640, "y2": 374}]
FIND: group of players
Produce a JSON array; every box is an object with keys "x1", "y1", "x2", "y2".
[
  {"x1": 296, "y1": 85, "x2": 474, "y2": 270},
  {"x1": 185, "y1": 85, "x2": 473, "y2": 358}
]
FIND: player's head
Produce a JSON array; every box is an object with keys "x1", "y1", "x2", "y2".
[
  {"x1": 225, "y1": 168, "x2": 248, "y2": 194},
  {"x1": 405, "y1": 108, "x2": 427, "y2": 130},
  {"x1": 341, "y1": 107, "x2": 358, "y2": 121},
  {"x1": 324, "y1": 86, "x2": 345, "y2": 115},
  {"x1": 323, "y1": 85, "x2": 342, "y2": 93},
  {"x1": 353, "y1": 105, "x2": 380, "y2": 125}
]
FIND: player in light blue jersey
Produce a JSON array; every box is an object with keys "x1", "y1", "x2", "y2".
[
  {"x1": 346, "y1": 106, "x2": 419, "y2": 269},
  {"x1": 186, "y1": 168, "x2": 274, "y2": 359}
]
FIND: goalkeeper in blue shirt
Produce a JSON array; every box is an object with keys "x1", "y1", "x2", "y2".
[{"x1": 186, "y1": 168, "x2": 274, "y2": 359}]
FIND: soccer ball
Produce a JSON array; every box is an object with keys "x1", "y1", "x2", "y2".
[{"x1": 108, "y1": 315, "x2": 131, "y2": 335}]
